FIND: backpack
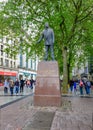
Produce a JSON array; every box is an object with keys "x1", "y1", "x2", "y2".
[
  {"x1": 79, "y1": 80, "x2": 83, "y2": 87},
  {"x1": 86, "y1": 81, "x2": 91, "y2": 87}
]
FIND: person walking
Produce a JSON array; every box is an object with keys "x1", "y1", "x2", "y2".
[
  {"x1": 79, "y1": 79, "x2": 84, "y2": 95},
  {"x1": 30, "y1": 77, "x2": 34, "y2": 89},
  {"x1": 14, "y1": 78, "x2": 19, "y2": 95},
  {"x1": 86, "y1": 80, "x2": 91, "y2": 95},
  {"x1": 73, "y1": 80, "x2": 77, "y2": 95},
  {"x1": 9, "y1": 80, "x2": 14, "y2": 96},
  {"x1": 69, "y1": 79, "x2": 74, "y2": 93},
  {"x1": 20, "y1": 78, "x2": 24, "y2": 93},
  {"x1": 4, "y1": 79, "x2": 9, "y2": 94}
]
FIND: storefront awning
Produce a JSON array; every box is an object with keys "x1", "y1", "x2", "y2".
[{"x1": 0, "y1": 71, "x2": 17, "y2": 76}]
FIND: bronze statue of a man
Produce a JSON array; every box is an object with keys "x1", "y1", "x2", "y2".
[{"x1": 37, "y1": 22, "x2": 55, "y2": 61}]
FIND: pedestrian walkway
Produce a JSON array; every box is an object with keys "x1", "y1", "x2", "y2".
[
  {"x1": 51, "y1": 97, "x2": 93, "y2": 130},
  {"x1": 0, "y1": 93, "x2": 93, "y2": 130},
  {"x1": 63, "y1": 86, "x2": 93, "y2": 98},
  {"x1": 0, "y1": 86, "x2": 33, "y2": 95},
  {"x1": 0, "y1": 86, "x2": 33, "y2": 107}
]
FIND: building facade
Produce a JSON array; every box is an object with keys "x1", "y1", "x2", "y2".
[
  {"x1": 0, "y1": 42, "x2": 18, "y2": 86},
  {"x1": 0, "y1": 41, "x2": 38, "y2": 86},
  {"x1": 72, "y1": 62, "x2": 89, "y2": 79},
  {"x1": 18, "y1": 53, "x2": 38, "y2": 80}
]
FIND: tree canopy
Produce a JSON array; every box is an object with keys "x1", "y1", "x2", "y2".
[{"x1": 0, "y1": 0, "x2": 93, "y2": 91}]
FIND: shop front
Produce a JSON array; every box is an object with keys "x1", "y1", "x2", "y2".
[
  {"x1": 18, "y1": 70, "x2": 37, "y2": 80},
  {"x1": 0, "y1": 71, "x2": 17, "y2": 86}
]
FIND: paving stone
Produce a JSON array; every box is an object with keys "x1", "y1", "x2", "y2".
[
  {"x1": 22, "y1": 111, "x2": 55, "y2": 130},
  {"x1": 0, "y1": 95, "x2": 93, "y2": 130},
  {"x1": 51, "y1": 97, "x2": 93, "y2": 130}
]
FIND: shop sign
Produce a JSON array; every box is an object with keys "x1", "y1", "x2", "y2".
[
  {"x1": 0, "y1": 71, "x2": 17, "y2": 76},
  {"x1": 23, "y1": 72, "x2": 30, "y2": 76}
]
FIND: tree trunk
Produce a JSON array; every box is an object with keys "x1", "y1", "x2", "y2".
[
  {"x1": 67, "y1": 63, "x2": 70, "y2": 83},
  {"x1": 62, "y1": 47, "x2": 68, "y2": 93}
]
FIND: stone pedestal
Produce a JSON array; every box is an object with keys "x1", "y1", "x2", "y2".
[{"x1": 34, "y1": 61, "x2": 61, "y2": 107}]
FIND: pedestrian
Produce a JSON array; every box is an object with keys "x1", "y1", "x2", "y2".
[
  {"x1": 4, "y1": 79, "x2": 9, "y2": 94},
  {"x1": 33, "y1": 80, "x2": 36, "y2": 93},
  {"x1": 14, "y1": 78, "x2": 19, "y2": 95},
  {"x1": 20, "y1": 78, "x2": 24, "y2": 93},
  {"x1": 79, "y1": 79, "x2": 84, "y2": 95},
  {"x1": 30, "y1": 77, "x2": 34, "y2": 89},
  {"x1": 9, "y1": 80, "x2": 14, "y2": 96},
  {"x1": 26, "y1": 79, "x2": 30, "y2": 88},
  {"x1": 82, "y1": 79, "x2": 87, "y2": 95},
  {"x1": 86, "y1": 80, "x2": 91, "y2": 95},
  {"x1": 69, "y1": 79, "x2": 74, "y2": 93},
  {"x1": 73, "y1": 80, "x2": 77, "y2": 94}
]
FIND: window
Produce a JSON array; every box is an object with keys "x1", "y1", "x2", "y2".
[
  {"x1": 14, "y1": 62, "x2": 16, "y2": 68},
  {"x1": 1, "y1": 50, "x2": 3, "y2": 56},
  {"x1": 0, "y1": 58, "x2": 3, "y2": 66},
  {"x1": 10, "y1": 53, "x2": 13, "y2": 59},
  {"x1": 1, "y1": 45, "x2": 3, "y2": 50},
  {"x1": 14, "y1": 55, "x2": 16, "y2": 59},
  {"x1": 10, "y1": 61, "x2": 13, "y2": 68},
  {"x1": 26, "y1": 59, "x2": 28, "y2": 68},
  {"x1": 31, "y1": 59, "x2": 32, "y2": 69},
  {"x1": 34, "y1": 61, "x2": 36, "y2": 70},
  {"x1": 5, "y1": 59, "x2": 9, "y2": 67},
  {"x1": 0, "y1": 45, "x2": 3, "y2": 56},
  {"x1": 5, "y1": 53, "x2": 9, "y2": 58},
  {"x1": 20, "y1": 54, "x2": 23, "y2": 67}
]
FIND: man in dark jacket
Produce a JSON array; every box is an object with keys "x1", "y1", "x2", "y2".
[
  {"x1": 20, "y1": 78, "x2": 24, "y2": 93},
  {"x1": 30, "y1": 77, "x2": 34, "y2": 89},
  {"x1": 14, "y1": 78, "x2": 19, "y2": 94}
]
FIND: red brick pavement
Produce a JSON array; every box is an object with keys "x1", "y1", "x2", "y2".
[
  {"x1": 0, "y1": 95, "x2": 93, "y2": 130},
  {"x1": 51, "y1": 97, "x2": 93, "y2": 130},
  {"x1": 0, "y1": 96, "x2": 37, "y2": 130}
]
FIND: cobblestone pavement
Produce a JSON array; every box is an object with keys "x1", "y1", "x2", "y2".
[
  {"x1": 0, "y1": 95, "x2": 35, "y2": 130},
  {"x1": 51, "y1": 97, "x2": 93, "y2": 130},
  {"x1": 0, "y1": 94, "x2": 93, "y2": 130}
]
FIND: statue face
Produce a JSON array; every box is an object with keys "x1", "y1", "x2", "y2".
[{"x1": 45, "y1": 22, "x2": 49, "y2": 29}]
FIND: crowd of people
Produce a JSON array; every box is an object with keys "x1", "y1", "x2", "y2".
[
  {"x1": 3, "y1": 77, "x2": 35, "y2": 96},
  {"x1": 69, "y1": 78, "x2": 93, "y2": 95}
]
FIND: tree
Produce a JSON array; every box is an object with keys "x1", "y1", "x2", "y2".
[{"x1": 0, "y1": 0, "x2": 93, "y2": 92}]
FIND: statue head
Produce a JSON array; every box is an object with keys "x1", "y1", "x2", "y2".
[{"x1": 45, "y1": 22, "x2": 49, "y2": 29}]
